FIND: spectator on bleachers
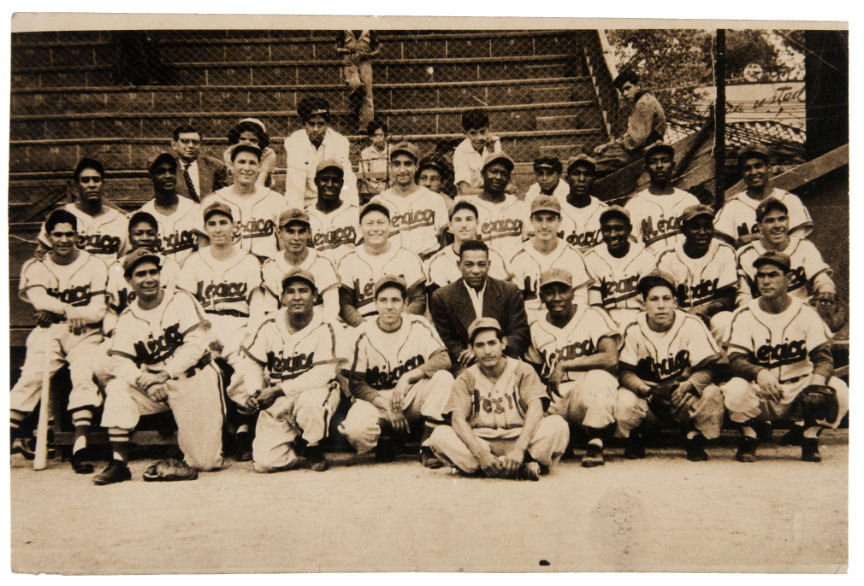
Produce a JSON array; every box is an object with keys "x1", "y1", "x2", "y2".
[
  {"x1": 284, "y1": 97, "x2": 359, "y2": 209},
  {"x1": 358, "y1": 120, "x2": 390, "y2": 200},
  {"x1": 307, "y1": 160, "x2": 360, "y2": 267},
  {"x1": 453, "y1": 109, "x2": 504, "y2": 196},
  {"x1": 416, "y1": 154, "x2": 456, "y2": 214},
  {"x1": 525, "y1": 156, "x2": 569, "y2": 207},
  {"x1": 223, "y1": 119, "x2": 277, "y2": 189},
  {"x1": 559, "y1": 154, "x2": 608, "y2": 251},
  {"x1": 171, "y1": 124, "x2": 228, "y2": 203},
  {"x1": 336, "y1": 30, "x2": 380, "y2": 129}
]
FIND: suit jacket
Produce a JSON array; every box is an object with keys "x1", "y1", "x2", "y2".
[
  {"x1": 429, "y1": 276, "x2": 530, "y2": 364},
  {"x1": 176, "y1": 156, "x2": 228, "y2": 203}
]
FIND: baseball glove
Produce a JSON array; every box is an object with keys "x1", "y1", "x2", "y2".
[
  {"x1": 790, "y1": 384, "x2": 839, "y2": 423},
  {"x1": 813, "y1": 292, "x2": 847, "y2": 333}
]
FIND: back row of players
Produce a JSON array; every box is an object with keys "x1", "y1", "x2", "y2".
[{"x1": 10, "y1": 136, "x2": 847, "y2": 483}]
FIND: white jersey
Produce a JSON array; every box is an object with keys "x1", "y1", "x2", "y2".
[
  {"x1": 349, "y1": 314, "x2": 446, "y2": 391},
  {"x1": 137, "y1": 197, "x2": 203, "y2": 266},
  {"x1": 425, "y1": 244, "x2": 510, "y2": 290},
  {"x1": 619, "y1": 310, "x2": 722, "y2": 383},
  {"x1": 261, "y1": 249, "x2": 339, "y2": 307},
  {"x1": 656, "y1": 240, "x2": 737, "y2": 310},
  {"x1": 39, "y1": 203, "x2": 127, "y2": 265},
  {"x1": 560, "y1": 196, "x2": 608, "y2": 251},
  {"x1": 456, "y1": 194, "x2": 529, "y2": 261},
  {"x1": 105, "y1": 252, "x2": 181, "y2": 333},
  {"x1": 307, "y1": 202, "x2": 360, "y2": 266},
  {"x1": 584, "y1": 242, "x2": 657, "y2": 326},
  {"x1": 508, "y1": 239, "x2": 591, "y2": 311},
  {"x1": 370, "y1": 186, "x2": 449, "y2": 258},
  {"x1": 727, "y1": 297, "x2": 831, "y2": 383},
  {"x1": 337, "y1": 245, "x2": 426, "y2": 317},
  {"x1": 625, "y1": 187, "x2": 700, "y2": 254},
  {"x1": 19, "y1": 250, "x2": 108, "y2": 321},
  {"x1": 524, "y1": 179, "x2": 569, "y2": 208},
  {"x1": 736, "y1": 237, "x2": 832, "y2": 304},
  {"x1": 715, "y1": 188, "x2": 813, "y2": 245},
  {"x1": 176, "y1": 247, "x2": 262, "y2": 320},
  {"x1": 283, "y1": 127, "x2": 359, "y2": 208},
  {"x1": 202, "y1": 186, "x2": 287, "y2": 260}
]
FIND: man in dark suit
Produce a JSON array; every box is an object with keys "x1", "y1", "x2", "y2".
[
  {"x1": 429, "y1": 239, "x2": 530, "y2": 373},
  {"x1": 171, "y1": 124, "x2": 228, "y2": 202}
]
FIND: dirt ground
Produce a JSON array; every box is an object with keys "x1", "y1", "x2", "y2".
[{"x1": 10, "y1": 432, "x2": 848, "y2": 574}]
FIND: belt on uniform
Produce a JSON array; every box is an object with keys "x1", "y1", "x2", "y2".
[
  {"x1": 205, "y1": 309, "x2": 249, "y2": 318},
  {"x1": 779, "y1": 374, "x2": 808, "y2": 385}
]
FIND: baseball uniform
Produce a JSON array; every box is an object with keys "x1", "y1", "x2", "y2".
[
  {"x1": 202, "y1": 186, "x2": 287, "y2": 260},
  {"x1": 38, "y1": 203, "x2": 127, "y2": 265},
  {"x1": 104, "y1": 252, "x2": 181, "y2": 336},
  {"x1": 307, "y1": 202, "x2": 360, "y2": 266},
  {"x1": 722, "y1": 297, "x2": 848, "y2": 428},
  {"x1": 258, "y1": 249, "x2": 340, "y2": 322},
  {"x1": 101, "y1": 289, "x2": 224, "y2": 470},
  {"x1": 456, "y1": 194, "x2": 529, "y2": 261},
  {"x1": 524, "y1": 178, "x2": 569, "y2": 208},
  {"x1": 625, "y1": 188, "x2": 700, "y2": 254},
  {"x1": 370, "y1": 186, "x2": 449, "y2": 259},
  {"x1": 339, "y1": 314, "x2": 454, "y2": 453},
  {"x1": 425, "y1": 244, "x2": 510, "y2": 291},
  {"x1": 714, "y1": 188, "x2": 813, "y2": 245},
  {"x1": 337, "y1": 245, "x2": 426, "y2": 319},
  {"x1": 136, "y1": 197, "x2": 203, "y2": 266},
  {"x1": 584, "y1": 242, "x2": 657, "y2": 328},
  {"x1": 508, "y1": 240, "x2": 591, "y2": 314},
  {"x1": 559, "y1": 196, "x2": 608, "y2": 251},
  {"x1": 230, "y1": 310, "x2": 341, "y2": 472},
  {"x1": 736, "y1": 237, "x2": 834, "y2": 305}
]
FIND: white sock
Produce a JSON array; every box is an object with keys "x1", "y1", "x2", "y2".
[
  {"x1": 73, "y1": 435, "x2": 87, "y2": 454},
  {"x1": 686, "y1": 430, "x2": 699, "y2": 440},
  {"x1": 587, "y1": 438, "x2": 603, "y2": 448},
  {"x1": 113, "y1": 451, "x2": 127, "y2": 462},
  {"x1": 803, "y1": 426, "x2": 821, "y2": 439}
]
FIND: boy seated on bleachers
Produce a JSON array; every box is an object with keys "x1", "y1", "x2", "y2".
[{"x1": 453, "y1": 109, "x2": 507, "y2": 196}]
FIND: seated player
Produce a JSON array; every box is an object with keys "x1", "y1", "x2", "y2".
[
  {"x1": 423, "y1": 318, "x2": 570, "y2": 480},
  {"x1": 340, "y1": 276, "x2": 454, "y2": 465},
  {"x1": 11, "y1": 210, "x2": 107, "y2": 473},
  {"x1": 656, "y1": 204, "x2": 736, "y2": 341},
  {"x1": 453, "y1": 108, "x2": 503, "y2": 196},
  {"x1": 307, "y1": 160, "x2": 360, "y2": 267},
  {"x1": 722, "y1": 252, "x2": 848, "y2": 463},
  {"x1": 524, "y1": 269, "x2": 621, "y2": 467},
  {"x1": 584, "y1": 205, "x2": 657, "y2": 328},
  {"x1": 95, "y1": 248, "x2": 224, "y2": 484},
  {"x1": 229, "y1": 270, "x2": 341, "y2": 473},
  {"x1": 337, "y1": 202, "x2": 426, "y2": 326},
  {"x1": 223, "y1": 118, "x2": 278, "y2": 188},
  {"x1": 614, "y1": 270, "x2": 725, "y2": 461},
  {"x1": 559, "y1": 154, "x2": 608, "y2": 251},
  {"x1": 524, "y1": 155, "x2": 568, "y2": 207}
]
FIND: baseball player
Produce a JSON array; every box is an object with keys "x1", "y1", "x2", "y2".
[
  {"x1": 228, "y1": 269, "x2": 341, "y2": 472},
  {"x1": 524, "y1": 156, "x2": 569, "y2": 207},
  {"x1": 614, "y1": 270, "x2": 725, "y2": 461},
  {"x1": 524, "y1": 269, "x2": 621, "y2": 467},
  {"x1": 202, "y1": 144, "x2": 287, "y2": 261},
  {"x1": 714, "y1": 143, "x2": 813, "y2": 248},
  {"x1": 340, "y1": 275, "x2": 454, "y2": 465},
  {"x1": 423, "y1": 317, "x2": 570, "y2": 480},
  {"x1": 656, "y1": 204, "x2": 737, "y2": 341},
  {"x1": 10, "y1": 209, "x2": 107, "y2": 473},
  {"x1": 425, "y1": 199, "x2": 510, "y2": 294},
  {"x1": 558, "y1": 154, "x2": 608, "y2": 250},
  {"x1": 337, "y1": 202, "x2": 427, "y2": 326},
  {"x1": 508, "y1": 195, "x2": 590, "y2": 319},
  {"x1": 94, "y1": 248, "x2": 224, "y2": 485},
  {"x1": 625, "y1": 141, "x2": 700, "y2": 255},
  {"x1": 37, "y1": 158, "x2": 127, "y2": 265},
  {"x1": 369, "y1": 142, "x2": 449, "y2": 260},
  {"x1": 736, "y1": 197, "x2": 835, "y2": 307},
  {"x1": 135, "y1": 151, "x2": 204, "y2": 266},
  {"x1": 583, "y1": 205, "x2": 657, "y2": 328},
  {"x1": 722, "y1": 251, "x2": 848, "y2": 463},
  {"x1": 306, "y1": 160, "x2": 360, "y2": 266}
]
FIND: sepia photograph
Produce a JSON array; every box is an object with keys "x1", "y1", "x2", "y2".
[{"x1": 4, "y1": 10, "x2": 850, "y2": 575}]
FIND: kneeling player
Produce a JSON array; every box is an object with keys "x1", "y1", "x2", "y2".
[
  {"x1": 614, "y1": 271, "x2": 725, "y2": 461},
  {"x1": 424, "y1": 318, "x2": 569, "y2": 480},
  {"x1": 340, "y1": 275, "x2": 454, "y2": 465},
  {"x1": 722, "y1": 252, "x2": 848, "y2": 463},
  {"x1": 525, "y1": 269, "x2": 621, "y2": 467},
  {"x1": 95, "y1": 249, "x2": 224, "y2": 484}
]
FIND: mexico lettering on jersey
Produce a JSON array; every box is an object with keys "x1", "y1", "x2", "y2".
[
  {"x1": 447, "y1": 357, "x2": 548, "y2": 440},
  {"x1": 203, "y1": 186, "x2": 287, "y2": 259},
  {"x1": 425, "y1": 244, "x2": 510, "y2": 290},
  {"x1": 261, "y1": 249, "x2": 339, "y2": 306},
  {"x1": 38, "y1": 203, "x2": 127, "y2": 264},
  {"x1": 456, "y1": 194, "x2": 529, "y2": 261},
  {"x1": 584, "y1": 243, "x2": 657, "y2": 322},
  {"x1": 307, "y1": 202, "x2": 359, "y2": 266},
  {"x1": 106, "y1": 252, "x2": 180, "y2": 314},
  {"x1": 560, "y1": 196, "x2": 608, "y2": 250},
  {"x1": 656, "y1": 240, "x2": 737, "y2": 310},
  {"x1": 337, "y1": 244, "x2": 426, "y2": 316},
  {"x1": 525, "y1": 305, "x2": 620, "y2": 384},
  {"x1": 19, "y1": 250, "x2": 107, "y2": 312},
  {"x1": 109, "y1": 289, "x2": 208, "y2": 368},
  {"x1": 508, "y1": 239, "x2": 591, "y2": 311},
  {"x1": 619, "y1": 310, "x2": 721, "y2": 383},
  {"x1": 625, "y1": 188, "x2": 700, "y2": 254},
  {"x1": 137, "y1": 197, "x2": 202, "y2": 265},
  {"x1": 726, "y1": 297, "x2": 830, "y2": 383},
  {"x1": 176, "y1": 248, "x2": 262, "y2": 317},
  {"x1": 714, "y1": 188, "x2": 813, "y2": 245},
  {"x1": 371, "y1": 186, "x2": 449, "y2": 258},
  {"x1": 349, "y1": 314, "x2": 446, "y2": 390},
  {"x1": 243, "y1": 311, "x2": 337, "y2": 384},
  {"x1": 736, "y1": 237, "x2": 831, "y2": 303}
]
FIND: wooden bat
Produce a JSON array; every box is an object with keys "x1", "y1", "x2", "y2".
[{"x1": 33, "y1": 335, "x2": 54, "y2": 471}]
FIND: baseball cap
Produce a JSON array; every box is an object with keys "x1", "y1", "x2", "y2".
[
  {"x1": 417, "y1": 156, "x2": 447, "y2": 176},
  {"x1": 374, "y1": 274, "x2": 407, "y2": 298},
  {"x1": 359, "y1": 201, "x2": 391, "y2": 221},
  {"x1": 599, "y1": 205, "x2": 630, "y2": 225},
  {"x1": 147, "y1": 151, "x2": 177, "y2": 173},
  {"x1": 755, "y1": 197, "x2": 788, "y2": 222},
  {"x1": 530, "y1": 195, "x2": 562, "y2": 216},
  {"x1": 539, "y1": 268, "x2": 573, "y2": 289},
  {"x1": 239, "y1": 117, "x2": 266, "y2": 132},
  {"x1": 203, "y1": 201, "x2": 233, "y2": 222},
  {"x1": 481, "y1": 151, "x2": 515, "y2": 173},
  {"x1": 230, "y1": 143, "x2": 262, "y2": 162},
  {"x1": 315, "y1": 159, "x2": 344, "y2": 177},
  {"x1": 643, "y1": 141, "x2": 675, "y2": 161},
  {"x1": 681, "y1": 204, "x2": 715, "y2": 223},
  {"x1": 637, "y1": 269, "x2": 677, "y2": 296},
  {"x1": 279, "y1": 208, "x2": 310, "y2": 228},
  {"x1": 753, "y1": 251, "x2": 791, "y2": 273},
  {"x1": 467, "y1": 317, "x2": 503, "y2": 343},
  {"x1": 533, "y1": 156, "x2": 562, "y2": 172},
  {"x1": 390, "y1": 141, "x2": 419, "y2": 162},
  {"x1": 281, "y1": 268, "x2": 317, "y2": 292},
  {"x1": 737, "y1": 143, "x2": 771, "y2": 167},
  {"x1": 566, "y1": 153, "x2": 597, "y2": 174},
  {"x1": 123, "y1": 247, "x2": 161, "y2": 277},
  {"x1": 450, "y1": 199, "x2": 479, "y2": 219}
]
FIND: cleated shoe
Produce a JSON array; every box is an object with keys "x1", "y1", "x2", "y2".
[
  {"x1": 801, "y1": 437, "x2": 822, "y2": 462},
  {"x1": 94, "y1": 460, "x2": 132, "y2": 485},
  {"x1": 685, "y1": 434, "x2": 709, "y2": 461},
  {"x1": 581, "y1": 443, "x2": 605, "y2": 468},
  {"x1": 736, "y1": 437, "x2": 758, "y2": 463}
]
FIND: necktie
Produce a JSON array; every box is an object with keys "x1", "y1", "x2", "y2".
[{"x1": 183, "y1": 163, "x2": 198, "y2": 202}]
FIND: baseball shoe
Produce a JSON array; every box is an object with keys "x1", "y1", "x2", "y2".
[
  {"x1": 801, "y1": 437, "x2": 822, "y2": 462},
  {"x1": 374, "y1": 436, "x2": 398, "y2": 463},
  {"x1": 143, "y1": 458, "x2": 198, "y2": 482},
  {"x1": 306, "y1": 446, "x2": 329, "y2": 472},
  {"x1": 11, "y1": 437, "x2": 35, "y2": 460},
  {"x1": 581, "y1": 443, "x2": 605, "y2": 468},
  {"x1": 70, "y1": 448, "x2": 95, "y2": 474},
  {"x1": 685, "y1": 434, "x2": 709, "y2": 461},
  {"x1": 779, "y1": 425, "x2": 804, "y2": 447},
  {"x1": 94, "y1": 460, "x2": 132, "y2": 485},
  {"x1": 419, "y1": 446, "x2": 444, "y2": 469},
  {"x1": 736, "y1": 437, "x2": 758, "y2": 463},
  {"x1": 235, "y1": 431, "x2": 253, "y2": 462},
  {"x1": 517, "y1": 461, "x2": 542, "y2": 481},
  {"x1": 623, "y1": 433, "x2": 646, "y2": 460}
]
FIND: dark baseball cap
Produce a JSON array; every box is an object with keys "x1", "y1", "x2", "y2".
[
  {"x1": 123, "y1": 248, "x2": 161, "y2": 277},
  {"x1": 147, "y1": 151, "x2": 177, "y2": 173},
  {"x1": 359, "y1": 201, "x2": 391, "y2": 221},
  {"x1": 279, "y1": 208, "x2": 311, "y2": 228},
  {"x1": 637, "y1": 269, "x2": 677, "y2": 296},
  {"x1": 390, "y1": 141, "x2": 419, "y2": 162},
  {"x1": 566, "y1": 153, "x2": 597, "y2": 174},
  {"x1": 203, "y1": 201, "x2": 233, "y2": 222},
  {"x1": 753, "y1": 251, "x2": 791, "y2": 273},
  {"x1": 755, "y1": 197, "x2": 788, "y2": 222},
  {"x1": 599, "y1": 205, "x2": 631, "y2": 225},
  {"x1": 539, "y1": 268, "x2": 573, "y2": 289},
  {"x1": 450, "y1": 199, "x2": 479, "y2": 219},
  {"x1": 374, "y1": 274, "x2": 407, "y2": 298},
  {"x1": 681, "y1": 204, "x2": 715, "y2": 223},
  {"x1": 281, "y1": 268, "x2": 317, "y2": 292},
  {"x1": 644, "y1": 141, "x2": 675, "y2": 161},
  {"x1": 315, "y1": 159, "x2": 344, "y2": 177},
  {"x1": 481, "y1": 151, "x2": 515, "y2": 173},
  {"x1": 467, "y1": 317, "x2": 502, "y2": 343},
  {"x1": 737, "y1": 143, "x2": 771, "y2": 167},
  {"x1": 530, "y1": 195, "x2": 562, "y2": 216}
]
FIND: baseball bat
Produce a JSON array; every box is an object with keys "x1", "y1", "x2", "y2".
[{"x1": 33, "y1": 334, "x2": 54, "y2": 471}]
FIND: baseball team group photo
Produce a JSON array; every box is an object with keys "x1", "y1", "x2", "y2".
[{"x1": 6, "y1": 18, "x2": 850, "y2": 574}]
